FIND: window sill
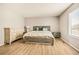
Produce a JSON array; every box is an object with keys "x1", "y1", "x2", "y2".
[{"x1": 70, "y1": 34, "x2": 79, "y2": 39}]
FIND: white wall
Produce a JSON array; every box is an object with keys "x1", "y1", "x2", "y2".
[
  {"x1": 0, "y1": 4, "x2": 24, "y2": 46},
  {"x1": 0, "y1": 4, "x2": 5, "y2": 46},
  {"x1": 3, "y1": 11, "x2": 24, "y2": 42},
  {"x1": 59, "y1": 4, "x2": 79, "y2": 50},
  {"x1": 25, "y1": 16, "x2": 59, "y2": 32}
]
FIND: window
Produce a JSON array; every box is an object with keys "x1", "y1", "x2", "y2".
[{"x1": 69, "y1": 8, "x2": 79, "y2": 37}]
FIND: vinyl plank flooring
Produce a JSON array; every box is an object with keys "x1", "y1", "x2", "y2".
[{"x1": 0, "y1": 38, "x2": 79, "y2": 55}]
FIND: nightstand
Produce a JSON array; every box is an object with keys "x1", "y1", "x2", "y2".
[{"x1": 52, "y1": 32, "x2": 61, "y2": 38}]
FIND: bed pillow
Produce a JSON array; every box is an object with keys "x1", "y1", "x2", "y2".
[{"x1": 43, "y1": 28, "x2": 48, "y2": 31}]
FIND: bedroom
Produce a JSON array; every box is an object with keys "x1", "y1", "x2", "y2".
[{"x1": 0, "y1": 3, "x2": 79, "y2": 55}]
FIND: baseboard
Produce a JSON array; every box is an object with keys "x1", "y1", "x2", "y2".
[
  {"x1": 0, "y1": 43, "x2": 4, "y2": 46},
  {"x1": 61, "y1": 37, "x2": 79, "y2": 52}
]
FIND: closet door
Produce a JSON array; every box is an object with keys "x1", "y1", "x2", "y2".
[{"x1": 4, "y1": 28, "x2": 10, "y2": 44}]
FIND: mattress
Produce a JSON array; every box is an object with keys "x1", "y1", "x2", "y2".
[{"x1": 23, "y1": 31, "x2": 54, "y2": 38}]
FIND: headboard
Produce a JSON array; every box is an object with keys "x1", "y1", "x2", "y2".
[{"x1": 33, "y1": 26, "x2": 50, "y2": 31}]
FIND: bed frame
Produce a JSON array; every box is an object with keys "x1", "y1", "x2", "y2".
[{"x1": 23, "y1": 26, "x2": 54, "y2": 45}]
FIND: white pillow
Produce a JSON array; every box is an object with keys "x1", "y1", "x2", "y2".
[
  {"x1": 43, "y1": 28, "x2": 48, "y2": 31},
  {"x1": 36, "y1": 27, "x2": 39, "y2": 31}
]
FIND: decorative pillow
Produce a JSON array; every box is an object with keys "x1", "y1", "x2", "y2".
[
  {"x1": 36, "y1": 27, "x2": 39, "y2": 31},
  {"x1": 43, "y1": 28, "x2": 48, "y2": 31}
]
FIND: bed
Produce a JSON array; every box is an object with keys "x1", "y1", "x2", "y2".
[{"x1": 23, "y1": 26, "x2": 55, "y2": 45}]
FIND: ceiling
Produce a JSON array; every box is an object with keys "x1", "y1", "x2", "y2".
[{"x1": 3, "y1": 3, "x2": 72, "y2": 17}]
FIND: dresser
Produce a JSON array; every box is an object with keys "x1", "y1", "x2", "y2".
[
  {"x1": 4, "y1": 28, "x2": 11, "y2": 44},
  {"x1": 4, "y1": 28, "x2": 23, "y2": 45}
]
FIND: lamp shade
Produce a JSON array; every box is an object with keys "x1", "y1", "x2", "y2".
[{"x1": 26, "y1": 26, "x2": 30, "y2": 28}]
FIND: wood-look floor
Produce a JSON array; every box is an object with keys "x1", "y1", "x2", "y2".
[{"x1": 0, "y1": 38, "x2": 79, "y2": 55}]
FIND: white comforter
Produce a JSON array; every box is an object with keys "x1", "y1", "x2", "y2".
[{"x1": 23, "y1": 31, "x2": 54, "y2": 39}]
